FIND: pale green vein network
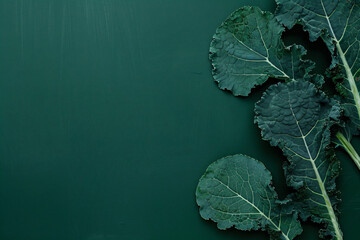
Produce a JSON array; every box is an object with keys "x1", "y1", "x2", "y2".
[
  {"x1": 211, "y1": 177, "x2": 291, "y2": 240},
  {"x1": 210, "y1": 6, "x2": 312, "y2": 96},
  {"x1": 288, "y1": 102, "x2": 342, "y2": 240},
  {"x1": 322, "y1": 1, "x2": 360, "y2": 123},
  {"x1": 255, "y1": 81, "x2": 342, "y2": 239},
  {"x1": 276, "y1": 0, "x2": 360, "y2": 124},
  {"x1": 196, "y1": 154, "x2": 302, "y2": 240},
  {"x1": 230, "y1": 33, "x2": 289, "y2": 78}
]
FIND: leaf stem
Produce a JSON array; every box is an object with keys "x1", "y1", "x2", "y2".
[
  {"x1": 336, "y1": 41, "x2": 360, "y2": 121},
  {"x1": 289, "y1": 104, "x2": 343, "y2": 240},
  {"x1": 336, "y1": 132, "x2": 360, "y2": 170}
]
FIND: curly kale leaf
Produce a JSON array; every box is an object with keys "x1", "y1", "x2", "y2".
[
  {"x1": 210, "y1": 6, "x2": 314, "y2": 96},
  {"x1": 276, "y1": 0, "x2": 360, "y2": 145},
  {"x1": 255, "y1": 81, "x2": 342, "y2": 239},
  {"x1": 196, "y1": 154, "x2": 302, "y2": 240}
]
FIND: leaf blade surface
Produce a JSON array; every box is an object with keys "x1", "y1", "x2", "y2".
[
  {"x1": 255, "y1": 81, "x2": 342, "y2": 239},
  {"x1": 210, "y1": 6, "x2": 312, "y2": 96},
  {"x1": 196, "y1": 154, "x2": 302, "y2": 240}
]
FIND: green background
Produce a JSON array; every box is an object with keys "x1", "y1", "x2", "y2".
[{"x1": 0, "y1": 0, "x2": 359, "y2": 239}]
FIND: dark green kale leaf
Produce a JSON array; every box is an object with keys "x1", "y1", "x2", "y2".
[
  {"x1": 196, "y1": 154, "x2": 302, "y2": 240},
  {"x1": 276, "y1": 0, "x2": 360, "y2": 168},
  {"x1": 210, "y1": 6, "x2": 314, "y2": 96},
  {"x1": 255, "y1": 81, "x2": 342, "y2": 239}
]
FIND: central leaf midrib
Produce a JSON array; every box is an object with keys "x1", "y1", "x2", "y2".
[
  {"x1": 319, "y1": 0, "x2": 360, "y2": 121},
  {"x1": 231, "y1": 33, "x2": 290, "y2": 79},
  {"x1": 288, "y1": 103, "x2": 342, "y2": 240},
  {"x1": 212, "y1": 178, "x2": 291, "y2": 240}
]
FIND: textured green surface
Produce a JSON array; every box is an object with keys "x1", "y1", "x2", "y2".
[
  {"x1": 196, "y1": 154, "x2": 302, "y2": 240},
  {"x1": 210, "y1": 6, "x2": 313, "y2": 96},
  {"x1": 255, "y1": 81, "x2": 341, "y2": 239},
  {"x1": 0, "y1": 0, "x2": 359, "y2": 240},
  {"x1": 276, "y1": 0, "x2": 360, "y2": 139}
]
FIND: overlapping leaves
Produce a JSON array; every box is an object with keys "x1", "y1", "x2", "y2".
[
  {"x1": 196, "y1": 2, "x2": 360, "y2": 239},
  {"x1": 276, "y1": 0, "x2": 360, "y2": 143}
]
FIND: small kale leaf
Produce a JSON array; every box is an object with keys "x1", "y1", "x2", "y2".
[
  {"x1": 255, "y1": 80, "x2": 342, "y2": 239},
  {"x1": 196, "y1": 154, "x2": 302, "y2": 240},
  {"x1": 210, "y1": 6, "x2": 314, "y2": 96}
]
